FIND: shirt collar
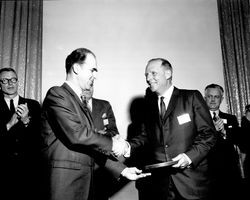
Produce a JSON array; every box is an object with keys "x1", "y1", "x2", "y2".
[
  {"x1": 210, "y1": 110, "x2": 219, "y2": 116},
  {"x1": 160, "y1": 84, "x2": 174, "y2": 99},
  {"x1": 65, "y1": 81, "x2": 82, "y2": 100},
  {"x1": 4, "y1": 95, "x2": 19, "y2": 108}
]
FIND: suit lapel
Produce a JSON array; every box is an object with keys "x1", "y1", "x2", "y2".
[
  {"x1": 0, "y1": 97, "x2": 12, "y2": 119},
  {"x1": 91, "y1": 98, "x2": 98, "y2": 118},
  {"x1": 162, "y1": 87, "x2": 179, "y2": 122},
  {"x1": 18, "y1": 96, "x2": 25, "y2": 105},
  {"x1": 62, "y1": 83, "x2": 94, "y2": 123}
]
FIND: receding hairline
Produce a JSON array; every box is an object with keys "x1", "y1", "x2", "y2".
[
  {"x1": 204, "y1": 84, "x2": 224, "y2": 96},
  {"x1": 147, "y1": 58, "x2": 172, "y2": 71}
]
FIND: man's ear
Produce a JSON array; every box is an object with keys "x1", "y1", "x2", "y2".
[
  {"x1": 221, "y1": 96, "x2": 224, "y2": 103},
  {"x1": 72, "y1": 63, "x2": 80, "y2": 74},
  {"x1": 164, "y1": 69, "x2": 172, "y2": 80}
]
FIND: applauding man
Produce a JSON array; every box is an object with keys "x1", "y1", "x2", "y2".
[{"x1": 0, "y1": 67, "x2": 41, "y2": 200}]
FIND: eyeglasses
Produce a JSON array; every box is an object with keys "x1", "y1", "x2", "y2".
[{"x1": 0, "y1": 77, "x2": 18, "y2": 84}]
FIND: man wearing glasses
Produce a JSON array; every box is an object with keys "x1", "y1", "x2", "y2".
[{"x1": 0, "y1": 67, "x2": 42, "y2": 200}]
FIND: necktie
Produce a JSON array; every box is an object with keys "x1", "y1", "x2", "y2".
[
  {"x1": 160, "y1": 96, "x2": 166, "y2": 119},
  {"x1": 81, "y1": 95, "x2": 91, "y2": 112},
  {"x1": 212, "y1": 112, "x2": 217, "y2": 121},
  {"x1": 10, "y1": 99, "x2": 15, "y2": 115}
]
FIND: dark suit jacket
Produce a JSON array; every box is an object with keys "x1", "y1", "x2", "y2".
[
  {"x1": 130, "y1": 87, "x2": 217, "y2": 199},
  {"x1": 90, "y1": 97, "x2": 122, "y2": 200},
  {"x1": 0, "y1": 94, "x2": 41, "y2": 200},
  {"x1": 41, "y1": 83, "x2": 125, "y2": 200},
  {"x1": 208, "y1": 111, "x2": 241, "y2": 199},
  {"x1": 240, "y1": 116, "x2": 250, "y2": 179},
  {"x1": 209, "y1": 111, "x2": 240, "y2": 174},
  {"x1": 92, "y1": 97, "x2": 119, "y2": 137}
]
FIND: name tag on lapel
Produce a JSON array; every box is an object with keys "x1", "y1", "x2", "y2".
[
  {"x1": 102, "y1": 113, "x2": 109, "y2": 126},
  {"x1": 177, "y1": 113, "x2": 191, "y2": 125}
]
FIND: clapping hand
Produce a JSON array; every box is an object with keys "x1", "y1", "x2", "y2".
[
  {"x1": 214, "y1": 117, "x2": 226, "y2": 138},
  {"x1": 7, "y1": 113, "x2": 19, "y2": 130},
  {"x1": 121, "y1": 167, "x2": 151, "y2": 180},
  {"x1": 214, "y1": 117, "x2": 225, "y2": 132},
  {"x1": 16, "y1": 103, "x2": 30, "y2": 125}
]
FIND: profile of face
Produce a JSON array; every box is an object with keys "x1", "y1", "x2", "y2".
[
  {"x1": 145, "y1": 60, "x2": 170, "y2": 95},
  {"x1": 76, "y1": 53, "x2": 98, "y2": 91},
  {"x1": 0, "y1": 71, "x2": 18, "y2": 97},
  {"x1": 204, "y1": 87, "x2": 223, "y2": 111}
]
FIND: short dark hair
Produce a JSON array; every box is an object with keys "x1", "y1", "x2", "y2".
[
  {"x1": 0, "y1": 67, "x2": 17, "y2": 77},
  {"x1": 205, "y1": 83, "x2": 224, "y2": 94},
  {"x1": 65, "y1": 48, "x2": 95, "y2": 73}
]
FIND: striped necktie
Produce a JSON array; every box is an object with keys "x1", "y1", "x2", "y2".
[{"x1": 212, "y1": 111, "x2": 217, "y2": 121}]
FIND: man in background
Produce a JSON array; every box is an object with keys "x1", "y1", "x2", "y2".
[
  {"x1": 204, "y1": 83, "x2": 242, "y2": 200},
  {"x1": 82, "y1": 86, "x2": 123, "y2": 199},
  {"x1": 0, "y1": 67, "x2": 42, "y2": 200}
]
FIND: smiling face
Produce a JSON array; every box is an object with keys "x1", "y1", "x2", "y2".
[
  {"x1": 145, "y1": 59, "x2": 171, "y2": 95},
  {"x1": 76, "y1": 53, "x2": 98, "y2": 91},
  {"x1": 0, "y1": 70, "x2": 18, "y2": 98}
]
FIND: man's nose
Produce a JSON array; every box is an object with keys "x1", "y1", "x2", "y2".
[
  {"x1": 210, "y1": 96, "x2": 216, "y2": 101},
  {"x1": 92, "y1": 71, "x2": 97, "y2": 79},
  {"x1": 146, "y1": 74, "x2": 152, "y2": 81}
]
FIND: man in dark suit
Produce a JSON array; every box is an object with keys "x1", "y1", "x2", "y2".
[
  {"x1": 40, "y1": 48, "x2": 150, "y2": 200},
  {"x1": 82, "y1": 86, "x2": 122, "y2": 199},
  {"x1": 120, "y1": 58, "x2": 217, "y2": 200},
  {"x1": 0, "y1": 67, "x2": 42, "y2": 200},
  {"x1": 82, "y1": 86, "x2": 119, "y2": 138},
  {"x1": 204, "y1": 83, "x2": 242, "y2": 200}
]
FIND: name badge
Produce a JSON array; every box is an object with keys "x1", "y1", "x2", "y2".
[
  {"x1": 102, "y1": 113, "x2": 109, "y2": 126},
  {"x1": 177, "y1": 113, "x2": 191, "y2": 125}
]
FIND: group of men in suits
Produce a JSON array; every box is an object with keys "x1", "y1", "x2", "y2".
[{"x1": 0, "y1": 48, "x2": 243, "y2": 200}]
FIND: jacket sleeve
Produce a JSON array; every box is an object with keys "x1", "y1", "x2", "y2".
[
  {"x1": 185, "y1": 90, "x2": 217, "y2": 167},
  {"x1": 43, "y1": 87, "x2": 113, "y2": 155}
]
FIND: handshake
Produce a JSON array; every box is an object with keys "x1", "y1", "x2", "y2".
[
  {"x1": 112, "y1": 134, "x2": 130, "y2": 157},
  {"x1": 111, "y1": 135, "x2": 151, "y2": 180}
]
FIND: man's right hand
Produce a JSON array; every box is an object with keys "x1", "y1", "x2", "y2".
[
  {"x1": 214, "y1": 117, "x2": 225, "y2": 133},
  {"x1": 6, "y1": 113, "x2": 19, "y2": 130},
  {"x1": 112, "y1": 135, "x2": 129, "y2": 157}
]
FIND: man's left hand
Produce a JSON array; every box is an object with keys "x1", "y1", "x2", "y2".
[{"x1": 121, "y1": 167, "x2": 151, "y2": 180}]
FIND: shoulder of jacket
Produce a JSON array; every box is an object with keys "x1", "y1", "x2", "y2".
[{"x1": 93, "y1": 98, "x2": 109, "y2": 104}]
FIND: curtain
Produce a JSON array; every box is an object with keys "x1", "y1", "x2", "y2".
[
  {"x1": 217, "y1": 0, "x2": 250, "y2": 179},
  {"x1": 0, "y1": 0, "x2": 43, "y2": 102},
  {"x1": 217, "y1": 0, "x2": 250, "y2": 120}
]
